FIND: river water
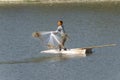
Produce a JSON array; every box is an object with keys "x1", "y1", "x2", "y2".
[{"x1": 0, "y1": 3, "x2": 120, "y2": 80}]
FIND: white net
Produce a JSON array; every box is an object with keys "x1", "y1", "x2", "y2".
[
  {"x1": 47, "y1": 33, "x2": 61, "y2": 49},
  {"x1": 32, "y1": 31, "x2": 61, "y2": 49}
]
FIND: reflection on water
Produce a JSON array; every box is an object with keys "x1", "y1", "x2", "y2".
[{"x1": 0, "y1": 54, "x2": 86, "y2": 64}]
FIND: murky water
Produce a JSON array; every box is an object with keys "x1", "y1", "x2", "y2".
[{"x1": 0, "y1": 3, "x2": 120, "y2": 80}]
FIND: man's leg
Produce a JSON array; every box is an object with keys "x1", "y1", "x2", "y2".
[
  {"x1": 61, "y1": 36, "x2": 67, "y2": 50},
  {"x1": 58, "y1": 44, "x2": 62, "y2": 51},
  {"x1": 58, "y1": 38, "x2": 65, "y2": 51}
]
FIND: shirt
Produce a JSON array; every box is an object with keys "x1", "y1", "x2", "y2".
[{"x1": 55, "y1": 26, "x2": 65, "y2": 36}]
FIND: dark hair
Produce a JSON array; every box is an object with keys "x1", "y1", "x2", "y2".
[{"x1": 58, "y1": 20, "x2": 63, "y2": 24}]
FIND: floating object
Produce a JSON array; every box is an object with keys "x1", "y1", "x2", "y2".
[
  {"x1": 41, "y1": 48, "x2": 90, "y2": 57},
  {"x1": 41, "y1": 44, "x2": 116, "y2": 56}
]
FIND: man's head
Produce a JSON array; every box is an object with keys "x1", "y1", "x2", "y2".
[{"x1": 57, "y1": 20, "x2": 63, "y2": 26}]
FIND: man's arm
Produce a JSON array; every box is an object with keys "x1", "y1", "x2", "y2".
[{"x1": 53, "y1": 27, "x2": 62, "y2": 34}]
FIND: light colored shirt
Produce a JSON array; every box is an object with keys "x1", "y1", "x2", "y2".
[{"x1": 55, "y1": 26, "x2": 65, "y2": 36}]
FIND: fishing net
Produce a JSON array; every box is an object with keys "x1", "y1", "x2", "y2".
[{"x1": 32, "y1": 31, "x2": 61, "y2": 49}]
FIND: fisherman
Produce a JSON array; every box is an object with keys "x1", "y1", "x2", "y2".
[{"x1": 53, "y1": 20, "x2": 68, "y2": 51}]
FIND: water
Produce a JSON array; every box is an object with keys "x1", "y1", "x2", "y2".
[{"x1": 0, "y1": 3, "x2": 120, "y2": 80}]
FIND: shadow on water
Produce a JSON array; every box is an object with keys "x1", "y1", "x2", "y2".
[{"x1": 0, "y1": 54, "x2": 92, "y2": 64}]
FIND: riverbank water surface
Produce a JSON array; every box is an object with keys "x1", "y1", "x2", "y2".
[{"x1": 0, "y1": 3, "x2": 120, "y2": 80}]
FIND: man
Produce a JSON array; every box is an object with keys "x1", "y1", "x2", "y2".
[{"x1": 54, "y1": 20, "x2": 68, "y2": 51}]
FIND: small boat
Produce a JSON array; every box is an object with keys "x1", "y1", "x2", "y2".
[
  {"x1": 41, "y1": 44, "x2": 116, "y2": 56},
  {"x1": 41, "y1": 48, "x2": 92, "y2": 56}
]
